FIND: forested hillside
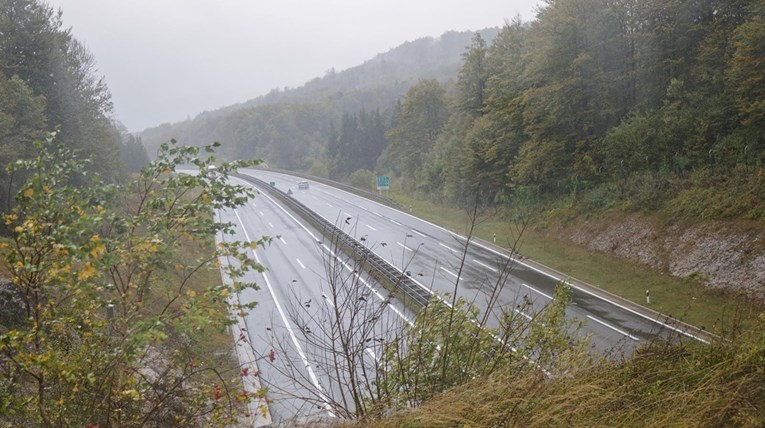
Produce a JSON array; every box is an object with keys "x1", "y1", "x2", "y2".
[
  {"x1": 143, "y1": 0, "x2": 765, "y2": 226},
  {"x1": 384, "y1": 0, "x2": 765, "y2": 220},
  {"x1": 138, "y1": 28, "x2": 499, "y2": 170},
  {"x1": 0, "y1": 0, "x2": 148, "y2": 210}
]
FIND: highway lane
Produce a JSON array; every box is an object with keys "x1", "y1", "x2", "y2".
[
  {"x1": 241, "y1": 170, "x2": 705, "y2": 355},
  {"x1": 216, "y1": 177, "x2": 414, "y2": 423}
]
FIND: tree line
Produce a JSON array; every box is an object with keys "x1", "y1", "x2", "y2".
[
  {"x1": 0, "y1": 0, "x2": 149, "y2": 215},
  {"x1": 137, "y1": 0, "x2": 765, "y2": 219},
  {"x1": 377, "y1": 0, "x2": 765, "y2": 212}
]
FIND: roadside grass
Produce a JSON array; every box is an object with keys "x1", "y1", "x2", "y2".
[
  {"x1": 355, "y1": 319, "x2": 765, "y2": 428},
  {"x1": 389, "y1": 192, "x2": 757, "y2": 334}
]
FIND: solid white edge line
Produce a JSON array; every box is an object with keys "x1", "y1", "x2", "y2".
[
  {"x1": 214, "y1": 212, "x2": 271, "y2": 426},
  {"x1": 411, "y1": 229, "x2": 426, "y2": 238},
  {"x1": 514, "y1": 308, "x2": 532, "y2": 321},
  {"x1": 439, "y1": 242, "x2": 457, "y2": 252},
  {"x1": 587, "y1": 315, "x2": 640, "y2": 342},
  {"x1": 233, "y1": 209, "x2": 335, "y2": 417},
  {"x1": 364, "y1": 347, "x2": 378, "y2": 362},
  {"x1": 522, "y1": 283, "x2": 553, "y2": 300},
  {"x1": 440, "y1": 266, "x2": 458, "y2": 278},
  {"x1": 473, "y1": 259, "x2": 498, "y2": 273}
]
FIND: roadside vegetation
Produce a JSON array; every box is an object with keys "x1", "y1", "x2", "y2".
[
  {"x1": 0, "y1": 137, "x2": 261, "y2": 426},
  {"x1": 355, "y1": 319, "x2": 765, "y2": 427},
  {"x1": 4, "y1": 0, "x2": 765, "y2": 425}
]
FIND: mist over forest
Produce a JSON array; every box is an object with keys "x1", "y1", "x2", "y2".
[
  {"x1": 142, "y1": 0, "x2": 764, "y2": 221},
  {"x1": 2, "y1": 0, "x2": 765, "y2": 425}
]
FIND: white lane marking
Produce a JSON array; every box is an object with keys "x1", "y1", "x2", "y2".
[
  {"x1": 296, "y1": 258, "x2": 306, "y2": 269},
  {"x1": 233, "y1": 210, "x2": 335, "y2": 417},
  {"x1": 411, "y1": 229, "x2": 426, "y2": 238},
  {"x1": 258, "y1": 211, "x2": 264, "y2": 217},
  {"x1": 251, "y1": 203, "x2": 257, "y2": 208},
  {"x1": 373, "y1": 211, "x2": 383, "y2": 217},
  {"x1": 587, "y1": 315, "x2": 640, "y2": 341},
  {"x1": 248, "y1": 185, "x2": 412, "y2": 326},
  {"x1": 390, "y1": 219, "x2": 402, "y2": 226},
  {"x1": 344, "y1": 212, "x2": 353, "y2": 218},
  {"x1": 365, "y1": 347, "x2": 378, "y2": 362},
  {"x1": 268, "y1": 222, "x2": 274, "y2": 228},
  {"x1": 439, "y1": 242, "x2": 457, "y2": 253},
  {"x1": 397, "y1": 242, "x2": 413, "y2": 252},
  {"x1": 473, "y1": 259, "x2": 497, "y2": 273},
  {"x1": 440, "y1": 267, "x2": 458, "y2": 278},
  {"x1": 366, "y1": 224, "x2": 377, "y2": 231},
  {"x1": 326, "y1": 203, "x2": 333, "y2": 207},
  {"x1": 514, "y1": 308, "x2": 532, "y2": 321},
  {"x1": 522, "y1": 283, "x2": 553, "y2": 300},
  {"x1": 279, "y1": 237, "x2": 287, "y2": 245},
  {"x1": 321, "y1": 292, "x2": 335, "y2": 308}
]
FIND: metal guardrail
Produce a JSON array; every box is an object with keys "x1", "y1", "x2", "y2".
[{"x1": 234, "y1": 173, "x2": 431, "y2": 310}]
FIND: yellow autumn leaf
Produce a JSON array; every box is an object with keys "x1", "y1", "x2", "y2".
[
  {"x1": 4, "y1": 213, "x2": 17, "y2": 224},
  {"x1": 122, "y1": 389, "x2": 141, "y2": 401},
  {"x1": 77, "y1": 264, "x2": 96, "y2": 281},
  {"x1": 42, "y1": 185, "x2": 52, "y2": 194},
  {"x1": 186, "y1": 290, "x2": 197, "y2": 298},
  {"x1": 90, "y1": 243, "x2": 105, "y2": 258},
  {"x1": 22, "y1": 187, "x2": 33, "y2": 198}
]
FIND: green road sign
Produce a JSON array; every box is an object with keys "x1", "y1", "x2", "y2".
[{"x1": 376, "y1": 175, "x2": 390, "y2": 190}]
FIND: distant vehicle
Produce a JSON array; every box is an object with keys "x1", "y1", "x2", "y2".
[{"x1": 298, "y1": 181, "x2": 309, "y2": 190}]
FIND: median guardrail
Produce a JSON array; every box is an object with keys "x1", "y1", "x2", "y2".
[{"x1": 234, "y1": 173, "x2": 432, "y2": 310}]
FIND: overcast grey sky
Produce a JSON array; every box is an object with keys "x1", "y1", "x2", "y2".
[{"x1": 44, "y1": 1, "x2": 541, "y2": 132}]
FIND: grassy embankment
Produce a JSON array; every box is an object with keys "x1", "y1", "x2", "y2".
[{"x1": 357, "y1": 323, "x2": 765, "y2": 427}]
